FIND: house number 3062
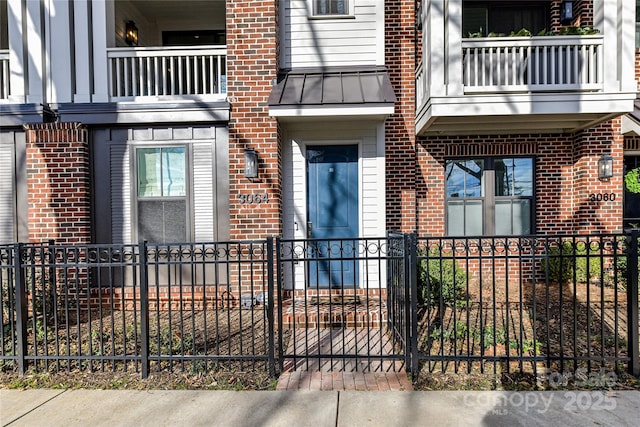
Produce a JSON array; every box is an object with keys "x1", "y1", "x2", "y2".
[
  {"x1": 238, "y1": 192, "x2": 269, "y2": 205},
  {"x1": 589, "y1": 193, "x2": 616, "y2": 202}
]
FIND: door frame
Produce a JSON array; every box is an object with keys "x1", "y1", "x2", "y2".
[{"x1": 280, "y1": 121, "x2": 387, "y2": 292}]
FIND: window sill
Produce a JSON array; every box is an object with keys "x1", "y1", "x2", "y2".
[{"x1": 307, "y1": 15, "x2": 356, "y2": 20}]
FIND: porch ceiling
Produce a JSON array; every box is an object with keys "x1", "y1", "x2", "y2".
[
  {"x1": 129, "y1": 1, "x2": 223, "y2": 22},
  {"x1": 418, "y1": 112, "x2": 621, "y2": 136},
  {"x1": 416, "y1": 92, "x2": 635, "y2": 136},
  {"x1": 621, "y1": 97, "x2": 640, "y2": 137}
]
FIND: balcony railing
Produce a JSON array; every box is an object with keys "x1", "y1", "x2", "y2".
[
  {"x1": 462, "y1": 35, "x2": 603, "y2": 94},
  {"x1": 0, "y1": 50, "x2": 9, "y2": 100},
  {"x1": 107, "y1": 46, "x2": 226, "y2": 101}
]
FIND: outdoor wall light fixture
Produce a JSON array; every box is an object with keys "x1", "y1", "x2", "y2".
[
  {"x1": 125, "y1": 21, "x2": 138, "y2": 46},
  {"x1": 598, "y1": 154, "x2": 614, "y2": 180},
  {"x1": 244, "y1": 148, "x2": 258, "y2": 179},
  {"x1": 561, "y1": 1, "x2": 574, "y2": 24}
]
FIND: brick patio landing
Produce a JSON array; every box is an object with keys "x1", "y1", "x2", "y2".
[
  {"x1": 277, "y1": 327, "x2": 412, "y2": 390},
  {"x1": 276, "y1": 371, "x2": 414, "y2": 391}
]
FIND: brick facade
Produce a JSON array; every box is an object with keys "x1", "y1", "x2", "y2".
[
  {"x1": 12, "y1": 1, "x2": 635, "y2": 245},
  {"x1": 24, "y1": 122, "x2": 91, "y2": 244},
  {"x1": 385, "y1": 0, "x2": 416, "y2": 233},
  {"x1": 415, "y1": 129, "x2": 624, "y2": 236},
  {"x1": 226, "y1": 0, "x2": 281, "y2": 240},
  {"x1": 551, "y1": 0, "x2": 594, "y2": 30},
  {"x1": 571, "y1": 120, "x2": 624, "y2": 234},
  {"x1": 5, "y1": 0, "x2": 634, "y2": 312}
]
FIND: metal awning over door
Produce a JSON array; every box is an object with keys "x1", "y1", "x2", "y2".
[{"x1": 268, "y1": 67, "x2": 396, "y2": 118}]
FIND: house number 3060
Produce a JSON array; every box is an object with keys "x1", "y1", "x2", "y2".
[
  {"x1": 589, "y1": 193, "x2": 616, "y2": 202},
  {"x1": 238, "y1": 192, "x2": 269, "y2": 205}
]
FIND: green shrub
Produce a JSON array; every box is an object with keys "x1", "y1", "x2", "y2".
[
  {"x1": 604, "y1": 255, "x2": 629, "y2": 290},
  {"x1": 543, "y1": 241, "x2": 602, "y2": 284},
  {"x1": 473, "y1": 326, "x2": 506, "y2": 348},
  {"x1": 418, "y1": 247, "x2": 467, "y2": 307},
  {"x1": 151, "y1": 326, "x2": 195, "y2": 355},
  {"x1": 430, "y1": 321, "x2": 468, "y2": 342},
  {"x1": 558, "y1": 26, "x2": 600, "y2": 36}
]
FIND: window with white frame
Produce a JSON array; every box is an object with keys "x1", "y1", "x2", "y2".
[
  {"x1": 445, "y1": 157, "x2": 534, "y2": 236},
  {"x1": 135, "y1": 146, "x2": 189, "y2": 243},
  {"x1": 312, "y1": 0, "x2": 349, "y2": 16}
]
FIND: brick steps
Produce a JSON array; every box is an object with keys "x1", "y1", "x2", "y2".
[{"x1": 279, "y1": 297, "x2": 387, "y2": 329}]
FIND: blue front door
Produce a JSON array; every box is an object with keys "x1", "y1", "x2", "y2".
[{"x1": 307, "y1": 145, "x2": 359, "y2": 287}]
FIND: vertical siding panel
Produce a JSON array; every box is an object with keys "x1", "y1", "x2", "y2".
[
  {"x1": 0, "y1": 134, "x2": 15, "y2": 243},
  {"x1": 192, "y1": 141, "x2": 215, "y2": 241},
  {"x1": 361, "y1": 135, "x2": 379, "y2": 237},
  {"x1": 110, "y1": 143, "x2": 131, "y2": 244}
]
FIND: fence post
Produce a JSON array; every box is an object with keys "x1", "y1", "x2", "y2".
[
  {"x1": 407, "y1": 233, "x2": 419, "y2": 381},
  {"x1": 266, "y1": 237, "x2": 276, "y2": 378},
  {"x1": 627, "y1": 230, "x2": 639, "y2": 376},
  {"x1": 139, "y1": 240, "x2": 150, "y2": 379},
  {"x1": 275, "y1": 237, "x2": 284, "y2": 374},
  {"x1": 13, "y1": 243, "x2": 28, "y2": 375}
]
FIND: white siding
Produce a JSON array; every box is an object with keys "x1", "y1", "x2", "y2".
[
  {"x1": 281, "y1": 120, "x2": 386, "y2": 289},
  {"x1": 281, "y1": 0, "x2": 384, "y2": 68},
  {"x1": 0, "y1": 138, "x2": 15, "y2": 244}
]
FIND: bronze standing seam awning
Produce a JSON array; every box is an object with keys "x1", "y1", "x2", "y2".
[{"x1": 268, "y1": 67, "x2": 396, "y2": 117}]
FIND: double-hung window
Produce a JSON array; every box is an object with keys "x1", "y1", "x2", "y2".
[
  {"x1": 312, "y1": 0, "x2": 349, "y2": 16},
  {"x1": 446, "y1": 157, "x2": 534, "y2": 236},
  {"x1": 136, "y1": 146, "x2": 189, "y2": 243}
]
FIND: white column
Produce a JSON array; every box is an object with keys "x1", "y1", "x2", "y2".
[
  {"x1": 47, "y1": 0, "x2": 73, "y2": 103},
  {"x1": 25, "y1": 0, "x2": 45, "y2": 104},
  {"x1": 594, "y1": 0, "x2": 617, "y2": 92},
  {"x1": 618, "y1": 0, "x2": 636, "y2": 93},
  {"x1": 7, "y1": 0, "x2": 25, "y2": 102},
  {"x1": 427, "y1": 0, "x2": 446, "y2": 97},
  {"x1": 446, "y1": 0, "x2": 463, "y2": 96},
  {"x1": 74, "y1": 0, "x2": 92, "y2": 102},
  {"x1": 91, "y1": 0, "x2": 110, "y2": 102}
]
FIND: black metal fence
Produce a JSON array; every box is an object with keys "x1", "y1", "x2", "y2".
[
  {"x1": 413, "y1": 232, "x2": 639, "y2": 380},
  {"x1": 1, "y1": 240, "x2": 275, "y2": 378},
  {"x1": 1, "y1": 231, "x2": 639, "y2": 381}
]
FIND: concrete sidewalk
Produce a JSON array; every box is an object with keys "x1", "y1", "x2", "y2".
[{"x1": 2, "y1": 389, "x2": 639, "y2": 427}]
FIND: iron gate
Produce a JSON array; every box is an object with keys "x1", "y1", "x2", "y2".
[{"x1": 276, "y1": 235, "x2": 409, "y2": 373}]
